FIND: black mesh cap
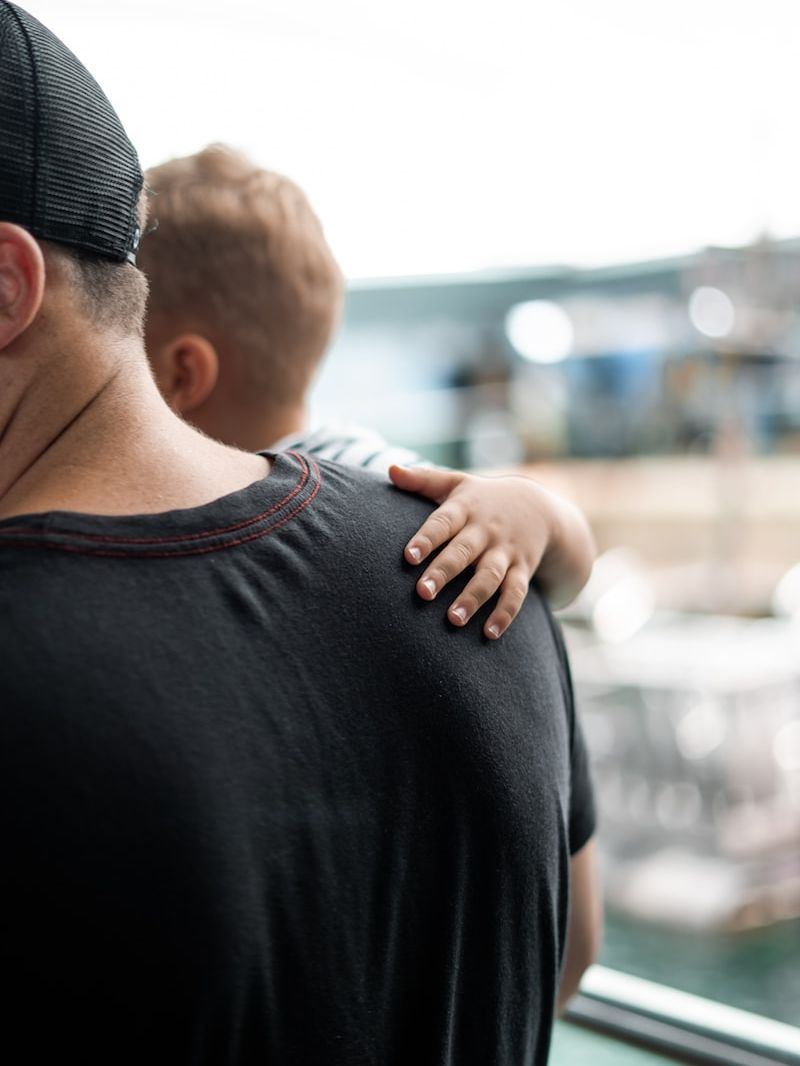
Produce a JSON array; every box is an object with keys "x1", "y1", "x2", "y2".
[{"x1": 0, "y1": 2, "x2": 143, "y2": 263}]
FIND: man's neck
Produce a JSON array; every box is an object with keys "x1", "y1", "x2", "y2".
[{"x1": 0, "y1": 335, "x2": 269, "y2": 521}]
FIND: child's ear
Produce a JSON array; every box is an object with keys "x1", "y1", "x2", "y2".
[
  {"x1": 0, "y1": 223, "x2": 45, "y2": 351},
  {"x1": 151, "y1": 333, "x2": 219, "y2": 415}
]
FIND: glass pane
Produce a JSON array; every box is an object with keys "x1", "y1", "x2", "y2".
[{"x1": 326, "y1": 263, "x2": 800, "y2": 1032}]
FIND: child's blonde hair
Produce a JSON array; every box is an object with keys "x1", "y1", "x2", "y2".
[{"x1": 139, "y1": 144, "x2": 344, "y2": 413}]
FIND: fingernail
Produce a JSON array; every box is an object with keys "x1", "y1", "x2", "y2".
[
  {"x1": 487, "y1": 624, "x2": 500, "y2": 639},
  {"x1": 408, "y1": 545, "x2": 421, "y2": 563},
  {"x1": 422, "y1": 579, "x2": 436, "y2": 597},
  {"x1": 451, "y1": 605, "x2": 467, "y2": 624}
]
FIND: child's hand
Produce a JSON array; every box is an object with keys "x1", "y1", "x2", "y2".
[{"x1": 389, "y1": 465, "x2": 595, "y2": 639}]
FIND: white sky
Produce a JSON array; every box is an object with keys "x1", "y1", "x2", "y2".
[{"x1": 22, "y1": 0, "x2": 800, "y2": 278}]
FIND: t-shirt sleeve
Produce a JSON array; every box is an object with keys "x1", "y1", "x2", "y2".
[
  {"x1": 547, "y1": 610, "x2": 597, "y2": 855},
  {"x1": 567, "y1": 701, "x2": 596, "y2": 855}
]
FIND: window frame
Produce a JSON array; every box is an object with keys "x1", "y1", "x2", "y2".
[{"x1": 566, "y1": 965, "x2": 800, "y2": 1066}]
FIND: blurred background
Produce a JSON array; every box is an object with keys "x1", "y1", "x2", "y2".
[{"x1": 31, "y1": 0, "x2": 800, "y2": 1027}]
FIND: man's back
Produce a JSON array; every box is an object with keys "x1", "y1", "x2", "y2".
[{"x1": 0, "y1": 453, "x2": 593, "y2": 1065}]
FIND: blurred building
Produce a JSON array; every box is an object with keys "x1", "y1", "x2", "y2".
[
  {"x1": 318, "y1": 236, "x2": 800, "y2": 462},
  {"x1": 315, "y1": 237, "x2": 800, "y2": 614}
]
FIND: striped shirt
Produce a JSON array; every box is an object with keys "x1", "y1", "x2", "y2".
[{"x1": 270, "y1": 423, "x2": 430, "y2": 477}]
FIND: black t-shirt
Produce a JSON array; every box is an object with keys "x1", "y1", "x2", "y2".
[{"x1": 0, "y1": 451, "x2": 594, "y2": 1065}]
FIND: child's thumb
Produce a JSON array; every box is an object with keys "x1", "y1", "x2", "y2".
[{"x1": 389, "y1": 464, "x2": 457, "y2": 501}]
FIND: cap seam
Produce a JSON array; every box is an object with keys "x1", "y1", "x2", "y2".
[{"x1": 4, "y1": 2, "x2": 41, "y2": 233}]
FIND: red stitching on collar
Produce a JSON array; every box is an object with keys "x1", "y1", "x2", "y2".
[{"x1": 0, "y1": 454, "x2": 321, "y2": 558}]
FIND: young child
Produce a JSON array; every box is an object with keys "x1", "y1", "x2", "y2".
[{"x1": 139, "y1": 145, "x2": 595, "y2": 638}]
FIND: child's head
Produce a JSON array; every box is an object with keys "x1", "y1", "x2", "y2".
[{"x1": 139, "y1": 144, "x2": 344, "y2": 447}]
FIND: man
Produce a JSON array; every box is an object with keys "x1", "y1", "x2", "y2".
[{"x1": 0, "y1": 5, "x2": 599, "y2": 1065}]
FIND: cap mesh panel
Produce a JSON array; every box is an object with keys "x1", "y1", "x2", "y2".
[{"x1": 0, "y1": 2, "x2": 143, "y2": 262}]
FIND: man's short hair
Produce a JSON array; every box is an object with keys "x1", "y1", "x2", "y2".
[
  {"x1": 42, "y1": 191, "x2": 150, "y2": 337},
  {"x1": 139, "y1": 145, "x2": 344, "y2": 411},
  {"x1": 48, "y1": 246, "x2": 150, "y2": 337}
]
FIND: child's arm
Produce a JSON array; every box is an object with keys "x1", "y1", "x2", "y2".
[{"x1": 389, "y1": 465, "x2": 595, "y2": 640}]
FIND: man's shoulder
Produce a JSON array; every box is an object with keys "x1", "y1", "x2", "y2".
[
  {"x1": 303, "y1": 452, "x2": 565, "y2": 668},
  {"x1": 307, "y1": 451, "x2": 436, "y2": 540}
]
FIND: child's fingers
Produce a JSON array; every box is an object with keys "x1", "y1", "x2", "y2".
[
  {"x1": 415, "y1": 528, "x2": 487, "y2": 600},
  {"x1": 404, "y1": 502, "x2": 468, "y2": 565},
  {"x1": 482, "y1": 565, "x2": 532, "y2": 639},
  {"x1": 389, "y1": 464, "x2": 460, "y2": 504},
  {"x1": 445, "y1": 549, "x2": 511, "y2": 624}
]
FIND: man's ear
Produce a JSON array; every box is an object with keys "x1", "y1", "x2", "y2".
[
  {"x1": 0, "y1": 223, "x2": 45, "y2": 351},
  {"x1": 150, "y1": 333, "x2": 219, "y2": 415}
]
